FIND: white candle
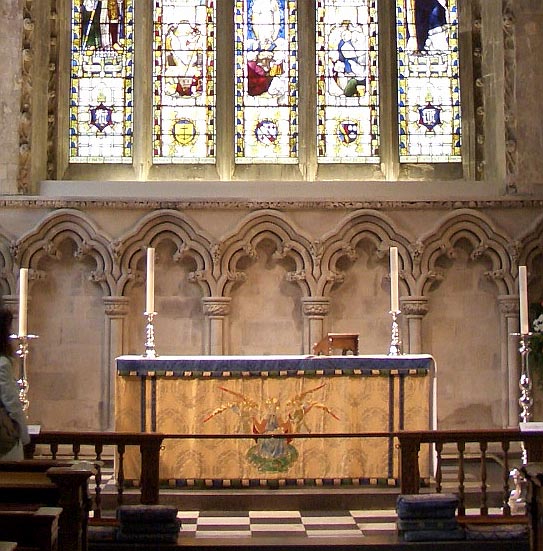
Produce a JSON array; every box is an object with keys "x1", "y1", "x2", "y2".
[
  {"x1": 390, "y1": 247, "x2": 399, "y2": 313},
  {"x1": 146, "y1": 248, "x2": 155, "y2": 314},
  {"x1": 18, "y1": 268, "x2": 28, "y2": 337},
  {"x1": 519, "y1": 265, "x2": 529, "y2": 335}
]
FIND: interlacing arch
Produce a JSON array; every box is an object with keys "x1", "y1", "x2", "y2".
[
  {"x1": 416, "y1": 209, "x2": 515, "y2": 296},
  {"x1": 114, "y1": 210, "x2": 215, "y2": 297},
  {"x1": 317, "y1": 210, "x2": 415, "y2": 298},
  {"x1": 14, "y1": 209, "x2": 115, "y2": 295},
  {"x1": 517, "y1": 212, "x2": 543, "y2": 288},
  {"x1": 216, "y1": 210, "x2": 316, "y2": 297}
]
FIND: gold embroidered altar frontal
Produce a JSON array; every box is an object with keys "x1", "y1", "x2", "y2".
[{"x1": 115, "y1": 355, "x2": 435, "y2": 487}]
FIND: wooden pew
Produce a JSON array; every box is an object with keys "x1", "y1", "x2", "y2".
[
  {"x1": 0, "y1": 506, "x2": 61, "y2": 551},
  {"x1": 0, "y1": 460, "x2": 95, "y2": 551}
]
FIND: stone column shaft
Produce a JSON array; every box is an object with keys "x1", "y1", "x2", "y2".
[
  {"x1": 498, "y1": 295, "x2": 521, "y2": 428},
  {"x1": 202, "y1": 297, "x2": 232, "y2": 355},
  {"x1": 400, "y1": 296, "x2": 429, "y2": 355},
  {"x1": 302, "y1": 297, "x2": 330, "y2": 355},
  {"x1": 104, "y1": 296, "x2": 130, "y2": 430}
]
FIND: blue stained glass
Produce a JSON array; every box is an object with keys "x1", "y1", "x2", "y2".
[
  {"x1": 396, "y1": 0, "x2": 462, "y2": 162},
  {"x1": 316, "y1": 0, "x2": 380, "y2": 164},
  {"x1": 234, "y1": 0, "x2": 299, "y2": 163},
  {"x1": 69, "y1": 0, "x2": 135, "y2": 163},
  {"x1": 152, "y1": 0, "x2": 216, "y2": 164}
]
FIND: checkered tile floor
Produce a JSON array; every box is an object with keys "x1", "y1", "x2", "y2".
[{"x1": 176, "y1": 509, "x2": 396, "y2": 538}]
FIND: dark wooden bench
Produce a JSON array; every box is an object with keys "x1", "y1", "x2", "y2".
[
  {"x1": 0, "y1": 506, "x2": 62, "y2": 551},
  {"x1": 0, "y1": 460, "x2": 96, "y2": 551}
]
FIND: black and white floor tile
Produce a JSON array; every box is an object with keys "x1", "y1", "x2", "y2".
[{"x1": 177, "y1": 510, "x2": 383, "y2": 538}]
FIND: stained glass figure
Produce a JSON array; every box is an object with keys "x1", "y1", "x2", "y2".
[
  {"x1": 70, "y1": 0, "x2": 134, "y2": 163},
  {"x1": 316, "y1": 0, "x2": 379, "y2": 163},
  {"x1": 234, "y1": 0, "x2": 298, "y2": 163},
  {"x1": 396, "y1": 0, "x2": 461, "y2": 162},
  {"x1": 153, "y1": 1, "x2": 215, "y2": 163}
]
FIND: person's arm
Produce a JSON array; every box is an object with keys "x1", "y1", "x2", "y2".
[{"x1": 0, "y1": 356, "x2": 30, "y2": 444}]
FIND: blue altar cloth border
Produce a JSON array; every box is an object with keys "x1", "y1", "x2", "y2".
[{"x1": 116, "y1": 354, "x2": 434, "y2": 378}]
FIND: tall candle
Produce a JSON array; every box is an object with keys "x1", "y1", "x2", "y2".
[
  {"x1": 390, "y1": 247, "x2": 399, "y2": 313},
  {"x1": 519, "y1": 265, "x2": 529, "y2": 335},
  {"x1": 18, "y1": 268, "x2": 28, "y2": 337},
  {"x1": 146, "y1": 248, "x2": 155, "y2": 314}
]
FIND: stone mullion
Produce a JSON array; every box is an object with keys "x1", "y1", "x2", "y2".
[
  {"x1": 378, "y1": 0, "x2": 400, "y2": 180},
  {"x1": 133, "y1": 1, "x2": 153, "y2": 180},
  {"x1": 103, "y1": 296, "x2": 130, "y2": 430},
  {"x1": 202, "y1": 297, "x2": 232, "y2": 355}
]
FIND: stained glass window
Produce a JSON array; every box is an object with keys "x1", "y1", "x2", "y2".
[
  {"x1": 153, "y1": 0, "x2": 216, "y2": 163},
  {"x1": 234, "y1": 0, "x2": 298, "y2": 163},
  {"x1": 396, "y1": 0, "x2": 462, "y2": 162},
  {"x1": 70, "y1": 0, "x2": 134, "y2": 163},
  {"x1": 316, "y1": 0, "x2": 379, "y2": 163}
]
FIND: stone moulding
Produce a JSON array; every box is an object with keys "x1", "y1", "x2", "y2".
[{"x1": 0, "y1": 198, "x2": 543, "y2": 211}]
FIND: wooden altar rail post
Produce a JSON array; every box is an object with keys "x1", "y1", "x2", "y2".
[
  {"x1": 27, "y1": 432, "x2": 164, "y2": 508},
  {"x1": 397, "y1": 429, "x2": 543, "y2": 508}
]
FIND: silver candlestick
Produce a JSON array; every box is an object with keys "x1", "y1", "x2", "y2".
[
  {"x1": 511, "y1": 332, "x2": 533, "y2": 465},
  {"x1": 143, "y1": 311, "x2": 158, "y2": 358},
  {"x1": 9, "y1": 333, "x2": 39, "y2": 414},
  {"x1": 518, "y1": 333, "x2": 533, "y2": 427},
  {"x1": 388, "y1": 310, "x2": 402, "y2": 356},
  {"x1": 505, "y1": 332, "x2": 533, "y2": 515}
]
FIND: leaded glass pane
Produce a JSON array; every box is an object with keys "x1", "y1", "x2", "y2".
[
  {"x1": 396, "y1": 0, "x2": 461, "y2": 162},
  {"x1": 234, "y1": 0, "x2": 298, "y2": 163},
  {"x1": 70, "y1": 0, "x2": 134, "y2": 163},
  {"x1": 316, "y1": 0, "x2": 379, "y2": 163},
  {"x1": 153, "y1": 0, "x2": 215, "y2": 164}
]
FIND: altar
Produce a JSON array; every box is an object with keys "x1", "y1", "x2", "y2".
[{"x1": 115, "y1": 354, "x2": 436, "y2": 488}]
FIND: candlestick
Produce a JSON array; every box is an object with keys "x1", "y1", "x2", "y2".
[
  {"x1": 9, "y1": 333, "x2": 39, "y2": 414},
  {"x1": 518, "y1": 266, "x2": 529, "y2": 335},
  {"x1": 18, "y1": 268, "x2": 28, "y2": 337},
  {"x1": 388, "y1": 310, "x2": 402, "y2": 356},
  {"x1": 143, "y1": 312, "x2": 157, "y2": 358},
  {"x1": 514, "y1": 332, "x2": 533, "y2": 465},
  {"x1": 146, "y1": 248, "x2": 155, "y2": 315},
  {"x1": 390, "y1": 247, "x2": 399, "y2": 313}
]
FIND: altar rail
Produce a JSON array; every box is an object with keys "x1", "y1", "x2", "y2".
[{"x1": 25, "y1": 429, "x2": 543, "y2": 519}]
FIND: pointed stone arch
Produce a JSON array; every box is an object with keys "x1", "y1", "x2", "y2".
[
  {"x1": 115, "y1": 210, "x2": 215, "y2": 297},
  {"x1": 14, "y1": 209, "x2": 115, "y2": 295},
  {"x1": 216, "y1": 210, "x2": 316, "y2": 297},
  {"x1": 416, "y1": 209, "x2": 514, "y2": 296},
  {"x1": 317, "y1": 209, "x2": 415, "y2": 297},
  {"x1": 518, "y1": 213, "x2": 543, "y2": 278}
]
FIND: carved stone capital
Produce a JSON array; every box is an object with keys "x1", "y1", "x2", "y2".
[
  {"x1": 401, "y1": 296, "x2": 429, "y2": 318},
  {"x1": 202, "y1": 297, "x2": 232, "y2": 317},
  {"x1": 1, "y1": 296, "x2": 20, "y2": 317},
  {"x1": 498, "y1": 294, "x2": 519, "y2": 316},
  {"x1": 301, "y1": 297, "x2": 330, "y2": 317},
  {"x1": 103, "y1": 296, "x2": 130, "y2": 317}
]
